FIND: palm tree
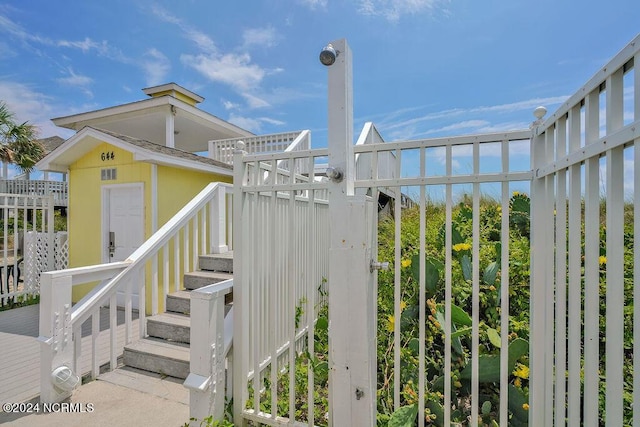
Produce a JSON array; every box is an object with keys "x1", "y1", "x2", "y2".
[{"x1": 0, "y1": 101, "x2": 45, "y2": 173}]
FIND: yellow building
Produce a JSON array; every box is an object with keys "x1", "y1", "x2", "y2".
[{"x1": 36, "y1": 83, "x2": 252, "y2": 306}]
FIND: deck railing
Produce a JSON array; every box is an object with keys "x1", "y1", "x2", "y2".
[
  {"x1": 208, "y1": 130, "x2": 309, "y2": 167},
  {"x1": 38, "y1": 182, "x2": 232, "y2": 403},
  {"x1": 0, "y1": 180, "x2": 68, "y2": 206}
]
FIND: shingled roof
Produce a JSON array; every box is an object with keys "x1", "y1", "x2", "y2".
[
  {"x1": 92, "y1": 127, "x2": 232, "y2": 170},
  {"x1": 37, "y1": 135, "x2": 65, "y2": 154},
  {"x1": 36, "y1": 126, "x2": 234, "y2": 175}
]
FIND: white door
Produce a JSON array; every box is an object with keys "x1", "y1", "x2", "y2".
[{"x1": 104, "y1": 184, "x2": 144, "y2": 307}]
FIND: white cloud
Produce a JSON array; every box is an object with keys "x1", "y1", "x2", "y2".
[
  {"x1": 182, "y1": 52, "x2": 265, "y2": 91},
  {"x1": 226, "y1": 114, "x2": 286, "y2": 133},
  {"x1": 227, "y1": 114, "x2": 263, "y2": 133},
  {"x1": 298, "y1": 0, "x2": 328, "y2": 9},
  {"x1": 154, "y1": 6, "x2": 278, "y2": 110},
  {"x1": 383, "y1": 95, "x2": 570, "y2": 134},
  {"x1": 222, "y1": 99, "x2": 240, "y2": 110},
  {"x1": 56, "y1": 68, "x2": 94, "y2": 98},
  {"x1": 468, "y1": 96, "x2": 570, "y2": 115},
  {"x1": 243, "y1": 26, "x2": 279, "y2": 49},
  {"x1": 258, "y1": 117, "x2": 286, "y2": 126},
  {"x1": 357, "y1": 0, "x2": 449, "y2": 22},
  {"x1": 0, "y1": 41, "x2": 16, "y2": 58},
  {"x1": 58, "y1": 37, "x2": 104, "y2": 53},
  {"x1": 151, "y1": 5, "x2": 217, "y2": 54},
  {"x1": 0, "y1": 10, "x2": 128, "y2": 64},
  {"x1": 475, "y1": 121, "x2": 532, "y2": 134},
  {"x1": 242, "y1": 93, "x2": 271, "y2": 109},
  {"x1": 142, "y1": 48, "x2": 171, "y2": 86},
  {"x1": 424, "y1": 120, "x2": 489, "y2": 135},
  {"x1": 0, "y1": 81, "x2": 74, "y2": 138}
]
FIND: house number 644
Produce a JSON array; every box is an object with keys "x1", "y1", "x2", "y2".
[{"x1": 101, "y1": 152, "x2": 115, "y2": 161}]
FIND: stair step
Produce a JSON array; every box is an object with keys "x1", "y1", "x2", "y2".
[
  {"x1": 123, "y1": 337, "x2": 190, "y2": 379},
  {"x1": 147, "y1": 312, "x2": 191, "y2": 344},
  {"x1": 183, "y1": 270, "x2": 233, "y2": 290},
  {"x1": 166, "y1": 290, "x2": 192, "y2": 315},
  {"x1": 199, "y1": 252, "x2": 234, "y2": 273}
]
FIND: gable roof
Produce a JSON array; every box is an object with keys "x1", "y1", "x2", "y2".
[{"x1": 36, "y1": 127, "x2": 233, "y2": 176}]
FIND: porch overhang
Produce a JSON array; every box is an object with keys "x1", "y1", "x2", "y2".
[{"x1": 52, "y1": 95, "x2": 253, "y2": 153}]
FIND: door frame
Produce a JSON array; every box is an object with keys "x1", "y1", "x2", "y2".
[{"x1": 101, "y1": 182, "x2": 145, "y2": 264}]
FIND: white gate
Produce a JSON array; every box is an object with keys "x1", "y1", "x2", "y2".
[
  {"x1": 233, "y1": 146, "x2": 332, "y2": 425},
  {"x1": 231, "y1": 35, "x2": 639, "y2": 426}
]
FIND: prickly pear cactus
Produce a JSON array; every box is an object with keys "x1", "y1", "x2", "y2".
[{"x1": 509, "y1": 192, "x2": 530, "y2": 237}]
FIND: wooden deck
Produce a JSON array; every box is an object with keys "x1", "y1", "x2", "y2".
[{"x1": 0, "y1": 304, "x2": 139, "y2": 405}]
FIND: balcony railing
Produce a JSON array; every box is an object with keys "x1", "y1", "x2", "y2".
[{"x1": 0, "y1": 180, "x2": 68, "y2": 206}]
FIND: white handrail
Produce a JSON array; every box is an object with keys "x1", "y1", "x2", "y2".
[
  {"x1": 40, "y1": 181, "x2": 233, "y2": 403},
  {"x1": 71, "y1": 182, "x2": 232, "y2": 326}
]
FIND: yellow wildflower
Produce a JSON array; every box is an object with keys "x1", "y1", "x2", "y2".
[
  {"x1": 513, "y1": 191, "x2": 520, "y2": 197},
  {"x1": 522, "y1": 403, "x2": 529, "y2": 411},
  {"x1": 400, "y1": 300, "x2": 407, "y2": 311},
  {"x1": 401, "y1": 259, "x2": 412, "y2": 268},
  {"x1": 514, "y1": 377, "x2": 521, "y2": 388},
  {"x1": 496, "y1": 206, "x2": 501, "y2": 212},
  {"x1": 387, "y1": 315, "x2": 395, "y2": 333},
  {"x1": 513, "y1": 364, "x2": 529, "y2": 379},
  {"x1": 452, "y1": 243, "x2": 472, "y2": 252},
  {"x1": 599, "y1": 255, "x2": 607, "y2": 265}
]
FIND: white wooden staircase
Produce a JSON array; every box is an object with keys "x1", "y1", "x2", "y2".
[{"x1": 122, "y1": 252, "x2": 233, "y2": 379}]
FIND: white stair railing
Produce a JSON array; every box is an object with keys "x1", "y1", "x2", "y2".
[
  {"x1": 39, "y1": 182, "x2": 233, "y2": 403},
  {"x1": 185, "y1": 279, "x2": 234, "y2": 420}
]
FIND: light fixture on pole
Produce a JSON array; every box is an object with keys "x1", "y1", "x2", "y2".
[{"x1": 319, "y1": 43, "x2": 339, "y2": 66}]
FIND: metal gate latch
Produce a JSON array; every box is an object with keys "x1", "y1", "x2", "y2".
[{"x1": 370, "y1": 260, "x2": 389, "y2": 273}]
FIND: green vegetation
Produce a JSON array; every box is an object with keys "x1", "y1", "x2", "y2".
[
  {"x1": 376, "y1": 193, "x2": 532, "y2": 425},
  {"x1": 194, "y1": 192, "x2": 635, "y2": 426},
  {"x1": 0, "y1": 294, "x2": 38, "y2": 312},
  {"x1": 183, "y1": 416, "x2": 234, "y2": 427}
]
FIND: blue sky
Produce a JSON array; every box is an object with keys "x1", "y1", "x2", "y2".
[{"x1": 0, "y1": 0, "x2": 638, "y2": 191}]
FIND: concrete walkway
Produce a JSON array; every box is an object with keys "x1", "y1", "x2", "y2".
[
  {"x1": 0, "y1": 368, "x2": 189, "y2": 426},
  {"x1": 0, "y1": 304, "x2": 190, "y2": 426}
]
